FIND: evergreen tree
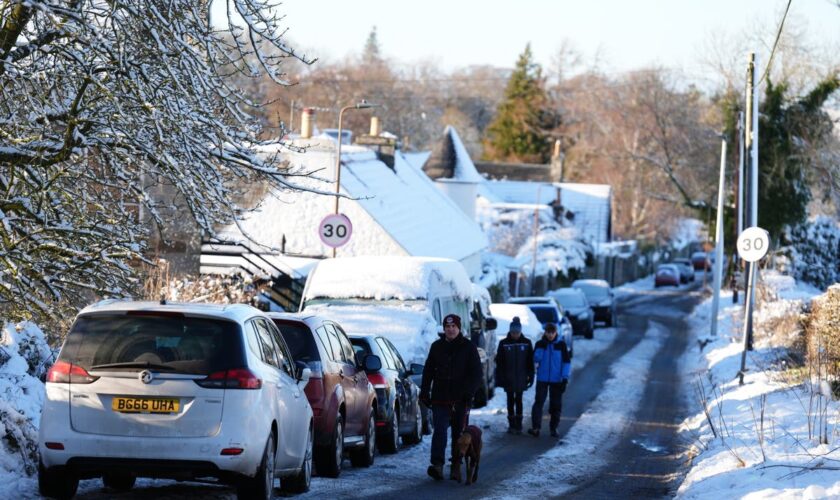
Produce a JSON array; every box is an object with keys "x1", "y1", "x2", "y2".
[
  {"x1": 483, "y1": 44, "x2": 557, "y2": 163},
  {"x1": 363, "y1": 26, "x2": 382, "y2": 66}
]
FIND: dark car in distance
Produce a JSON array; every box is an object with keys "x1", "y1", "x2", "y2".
[
  {"x1": 549, "y1": 288, "x2": 594, "y2": 339},
  {"x1": 269, "y1": 313, "x2": 380, "y2": 478},
  {"x1": 349, "y1": 334, "x2": 423, "y2": 454},
  {"x1": 655, "y1": 264, "x2": 681, "y2": 287},
  {"x1": 571, "y1": 279, "x2": 616, "y2": 327}
]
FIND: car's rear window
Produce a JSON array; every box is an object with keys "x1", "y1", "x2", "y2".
[
  {"x1": 529, "y1": 306, "x2": 559, "y2": 325},
  {"x1": 59, "y1": 314, "x2": 244, "y2": 375},
  {"x1": 273, "y1": 321, "x2": 320, "y2": 364},
  {"x1": 556, "y1": 294, "x2": 586, "y2": 308}
]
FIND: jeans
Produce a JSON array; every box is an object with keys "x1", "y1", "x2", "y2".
[
  {"x1": 430, "y1": 402, "x2": 469, "y2": 466},
  {"x1": 506, "y1": 390, "x2": 523, "y2": 427},
  {"x1": 531, "y1": 381, "x2": 564, "y2": 431}
]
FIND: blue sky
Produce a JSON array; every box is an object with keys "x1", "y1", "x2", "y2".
[{"x1": 250, "y1": 0, "x2": 839, "y2": 76}]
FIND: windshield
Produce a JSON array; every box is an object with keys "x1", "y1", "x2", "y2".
[
  {"x1": 556, "y1": 294, "x2": 586, "y2": 308},
  {"x1": 575, "y1": 284, "x2": 609, "y2": 299},
  {"x1": 529, "y1": 306, "x2": 559, "y2": 325},
  {"x1": 60, "y1": 314, "x2": 244, "y2": 375},
  {"x1": 273, "y1": 321, "x2": 319, "y2": 363}
]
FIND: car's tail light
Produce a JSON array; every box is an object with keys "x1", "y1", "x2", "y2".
[
  {"x1": 220, "y1": 447, "x2": 244, "y2": 455},
  {"x1": 195, "y1": 368, "x2": 262, "y2": 389},
  {"x1": 44, "y1": 442, "x2": 65, "y2": 450},
  {"x1": 46, "y1": 361, "x2": 99, "y2": 384},
  {"x1": 366, "y1": 372, "x2": 388, "y2": 389}
]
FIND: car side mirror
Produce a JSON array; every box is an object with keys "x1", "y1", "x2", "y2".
[
  {"x1": 485, "y1": 317, "x2": 497, "y2": 330},
  {"x1": 295, "y1": 360, "x2": 310, "y2": 382},
  {"x1": 409, "y1": 363, "x2": 424, "y2": 375},
  {"x1": 364, "y1": 354, "x2": 382, "y2": 373}
]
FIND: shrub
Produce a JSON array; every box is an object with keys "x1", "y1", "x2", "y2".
[{"x1": 804, "y1": 285, "x2": 840, "y2": 393}]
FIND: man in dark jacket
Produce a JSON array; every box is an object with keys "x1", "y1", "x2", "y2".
[
  {"x1": 528, "y1": 322, "x2": 571, "y2": 438},
  {"x1": 495, "y1": 316, "x2": 534, "y2": 434},
  {"x1": 420, "y1": 313, "x2": 482, "y2": 481}
]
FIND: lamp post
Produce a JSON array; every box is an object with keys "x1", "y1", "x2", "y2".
[{"x1": 332, "y1": 101, "x2": 374, "y2": 257}]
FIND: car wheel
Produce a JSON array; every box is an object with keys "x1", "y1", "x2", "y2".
[
  {"x1": 103, "y1": 472, "x2": 136, "y2": 491},
  {"x1": 378, "y1": 405, "x2": 399, "y2": 454},
  {"x1": 283, "y1": 424, "x2": 313, "y2": 493},
  {"x1": 39, "y1": 461, "x2": 78, "y2": 500},
  {"x1": 236, "y1": 432, "x2": 275, "y2": 500},
  {"x1": 315, "y1": 414, "x2": 343, "y2": 478},
  {"x1": 350, "y1": 409, "x2": 376, "y2": 467},
  {"x1": 403, "y1": 403, "x2": 423, "y2": 445}
]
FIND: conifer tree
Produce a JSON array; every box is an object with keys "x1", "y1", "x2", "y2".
[
  {"x1": 483, "y1": 44, "x2": 557, "y2": 163},
  {"x1": 363, "y1": 26, "x2": 383, "y2": 66}
]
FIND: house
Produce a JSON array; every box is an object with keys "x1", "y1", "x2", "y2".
[{"x1": 205, "y1": 118, "x2": 487, "y2": 309}]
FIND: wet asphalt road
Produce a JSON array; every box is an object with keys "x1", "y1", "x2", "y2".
[{"x1": 68, "y1": 283, "x2": 705, "y2": 500}]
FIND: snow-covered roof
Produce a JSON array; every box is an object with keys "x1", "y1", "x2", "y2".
[
  {"x1": 482, "y1": 180, "x2": 558, "y2": 205},
  {"x1": 422, "y1": 126, "x2": 484, "y2": 183},
  {"x1": 220, "y1": 143, "x2": 487, "y2": 263},
  {"x1": 555, "y1": 182, "x2": 612, "y2": 244},
  {"x1": 302, "y1": 256, "x2": 473, "y2": 302}
]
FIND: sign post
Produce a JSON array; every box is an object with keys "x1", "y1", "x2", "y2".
[
  {"x1": 736, "y1": 226, "x2": 769, "y2": 385},
  {"x1": 319, "y1": 213, "x2": 353, "y2": 252}
]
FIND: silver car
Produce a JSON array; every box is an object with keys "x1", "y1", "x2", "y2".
[{"x1": 39, "y1": 301, "x2": 313, "y2": 499}]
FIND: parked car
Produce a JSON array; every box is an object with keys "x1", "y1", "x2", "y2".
[
  {"x1": 470, "y1": 284, "x2": 499, "y2": 407},
  {"x1": 666, "y1": 260, "x2": 694, "y2": 284},
  {"x1": 571, "y1": 279, "x2": 617, "y2": 327},
  {"x1": 268, "y1": 312, "x2": 379, "y2": 478},
  {"x1": 300, "y1": 256, "x2": 495, "y2": 409},
  {"x1": 691, "y1": 251, "x2": 711, "y2": 271},
  {"x1": 548, "y1": 288, "x2": 595, "y2": 339},
  {"x1": 670, "y1": 258, "x2": 696, "y2": 282},
  {"x1": 655, "y1": 264, "x2": 682, "y2": 287},
  {"x1": 487, "y1": 303, "x2": 544, "y2": 341},
  {"x1": 349, "y1": 334, "x2": 423, "y2": 453},
  {"x1": 40, "y1": 301, "x2": 314, "y2": 500},
  {"x1": 506, "y1": 297, "x2": 573, "y2": 357}
]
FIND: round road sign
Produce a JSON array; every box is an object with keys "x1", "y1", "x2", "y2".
[
  {"x1": 737, "y1": 227, "x2": 769, "y2": 263},
  {"x1": 319, "y1": 213, "x2": 353, "y2": 248}
]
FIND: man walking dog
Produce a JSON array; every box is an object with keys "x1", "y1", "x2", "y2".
[
  {"x1": 528, "y1": 322, "x2": 571, "y2": 438},
  {"x1": 495, "y1": 316, "x2": 534, "y2": 434},
  {"x1": 420, "y1": 314, "x2": 483, "y2": 481}
]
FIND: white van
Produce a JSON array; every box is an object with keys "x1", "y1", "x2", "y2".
[{"x1": 300, "y1": 256, "x2": 493, "y2": 407}]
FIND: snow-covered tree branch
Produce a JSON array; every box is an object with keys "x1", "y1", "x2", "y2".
[{"x1": 0, "y1": 0, "x2": 314, "y2": 321}]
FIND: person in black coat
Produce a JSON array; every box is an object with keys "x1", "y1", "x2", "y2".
[
  {"x1": 495, "y1": 316, "x2": 534, "y2": 434},
  {"x1": 420, "y1": 313, "x2": 482, "y2": 481}
]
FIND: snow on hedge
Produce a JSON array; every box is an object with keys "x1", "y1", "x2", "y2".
[{"x1": 779, "y1": 216, "x2": 840, "y2": 290}]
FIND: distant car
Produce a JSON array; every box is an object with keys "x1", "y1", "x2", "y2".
[
  {"x1": 349, "y1": 334, "x2": 423, "y2": 454},
  {"x1": 671, "y1": 258, "x2": 696, "y2": 282},
  {"x1": 666, "y1": 260, "x2": 693, "y2": 283},
  {"x1": 269, "y1": 312, "x2": 380, "y2": 478},
  {"x1": 655, "y1": 264, "x2": 681, "y2": 287},
  {"x1": 507, "y1": 298, "x2": 573, "y2": 357},
  {"x1": 691, "y1": 251, "x2": 711, "y2": 271},
  {"x1": 40, "y1": 302, "x2": 314, "y2": 499},
  {"x1": 571, "y1": 279, "x2": 617, "y2": 327},
  {"x1": 549, "y1": 288, "x2": 595, "y2": 339}
]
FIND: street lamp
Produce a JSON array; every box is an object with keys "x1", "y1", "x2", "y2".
[{"x1": 332, "y1": 100, "x2": 374, "y2": 257}]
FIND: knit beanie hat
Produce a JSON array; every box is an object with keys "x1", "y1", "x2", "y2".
[{"x1": 510, "y1": 316, "x2": 522, "y2": 333}]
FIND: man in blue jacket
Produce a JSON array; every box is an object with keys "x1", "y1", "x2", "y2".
[{"x1": 528, "y1": 322, "x2": 571, "y2": 438}]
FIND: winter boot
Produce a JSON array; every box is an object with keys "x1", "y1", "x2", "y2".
[
  {"x1": 515, "y1": 415, "x2": 524, "y2": 434},
  {"x1": 527, "y1": 428, "x2": 540, "y2": 437},
  {"x1": 550, "y1": 428, "x2": 559, "y2": 438},
  {"x1": 507, "y1": 416, "x2": 516, "y2": 434},
  {"x1": 427, "y1": 464, "x2": 443, "y2": 481}
]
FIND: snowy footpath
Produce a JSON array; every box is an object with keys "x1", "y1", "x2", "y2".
[{"x1": 678, "y1": 272, "x2": 840, "y2": 499}]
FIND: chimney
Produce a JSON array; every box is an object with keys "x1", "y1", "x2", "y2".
[
  {"x1": 301, "y1": 108, "x2": 315, "y2": 139},
  {"x1": 369, "y1": 116, "x2": 381, "y2": 136}
]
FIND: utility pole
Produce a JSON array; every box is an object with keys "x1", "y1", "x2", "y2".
[
  {"x1": 530, "y1": 184, "x2": 543, "y2": 294},
  {"x1": 743, "y1": 52, "x2": 760, "y2": 351}
]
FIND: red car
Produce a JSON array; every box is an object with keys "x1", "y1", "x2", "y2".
[
  {"x1": 655, "y1": 264, "x2": 681, "y2": 287},
  {"x1": 691, "y1": 251, "x2": 711, "y2": 271},
  {"x1": 269, "y1": 313, "x2": 380, "y2": 478}
]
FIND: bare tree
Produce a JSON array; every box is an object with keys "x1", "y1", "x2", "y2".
[{"x1": 0, "y1": 0, "x2": 313, "y2": 321}]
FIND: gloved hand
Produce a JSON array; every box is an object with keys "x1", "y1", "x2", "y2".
[
  {"x1": 559, "y1": 379, "x2": 568, "y2": 392},
  {"x1": 526, "y1": 376, "x2": 534, "y2": 389},
  {"x1": 419, "y1": 393, "x2": 431, "y2": 407}
]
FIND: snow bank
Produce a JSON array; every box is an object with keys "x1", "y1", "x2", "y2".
[
  {"x1": 678, "y1": 272, "x2": 838, "y2": 499},
  {"x1": 303, "y1": 256, "x2": 473, "y2": 302}
]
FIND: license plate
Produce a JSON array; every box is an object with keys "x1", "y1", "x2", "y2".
[{"x1": 112, "y1": 397, "x2": 180, "y2": 414}]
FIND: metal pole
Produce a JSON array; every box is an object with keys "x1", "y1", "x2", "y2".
[
  {"x1": 711, "y1": 139, "x2": 727, "y2": 337},
  {"x1": 331, "y1": 105, "x2": 350, "y2": 259},
  {"x1": 746, "y1": 53, "x2": 760, "y2": 351},
  {"x1": 742, "y1": 53, "x2": 755, "y2": 308},
  {"x1": 738, "y1": 261, "x2": 757, "y2": 385}
]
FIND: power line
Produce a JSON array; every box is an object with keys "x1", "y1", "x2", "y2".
[{"x1": 758, "y1": 0, "x2": 793, "y2": 85}]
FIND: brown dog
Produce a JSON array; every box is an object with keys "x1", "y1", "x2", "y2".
[{"x1": 454, "y1": 425, "x2": 483, "y2": 485}]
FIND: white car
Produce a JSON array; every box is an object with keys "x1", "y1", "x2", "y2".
[{"x1": 39, "y1": 301, "x2": 314, "y2": 499}]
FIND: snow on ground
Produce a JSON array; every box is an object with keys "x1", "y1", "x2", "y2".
[
  {"x1": 677, "y1": 271, "x2": 838, "y2": 499},
  {"x1": 489, "y1": 322, "x2": 666, "y2": 498}
]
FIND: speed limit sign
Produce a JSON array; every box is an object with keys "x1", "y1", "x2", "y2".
[
  {"x1": 737, "y1": 227, "x2": 769, "y2": 263},
  {"x1": 319, "y1": 213, "x2": 353, "y2": 248}
]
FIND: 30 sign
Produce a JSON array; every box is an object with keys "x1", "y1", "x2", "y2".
[
  {"x1": 319, "y1": 213, "x2": 353, "y2": 248},
  {"x1": 736, "y1": 227, "x2": 769, "y2": 263}
]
